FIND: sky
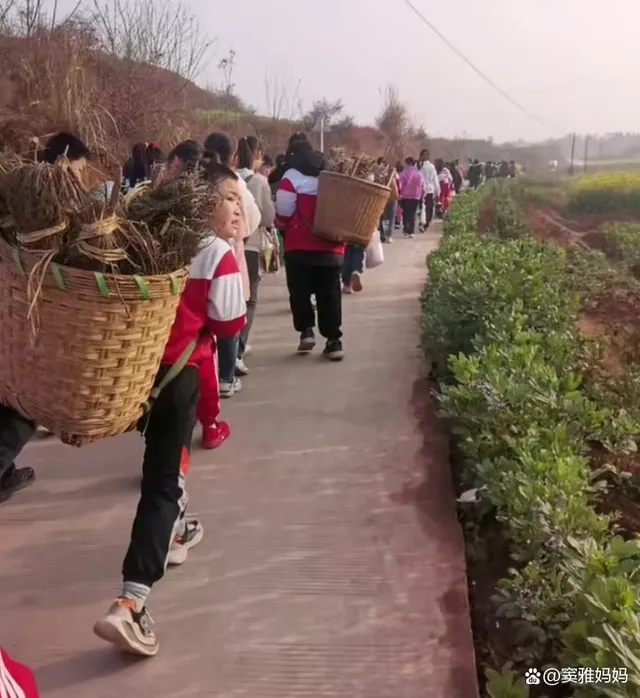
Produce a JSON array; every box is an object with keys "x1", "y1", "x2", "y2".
[{"x1": 184, "y1": 0, "x2": 638, "y2": 143}]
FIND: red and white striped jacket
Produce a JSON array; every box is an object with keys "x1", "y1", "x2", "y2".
[
  {"x1": 162, "y1": 235, "x2": 247, "y2": 367},
  {"x1": 0, "y1": 648, "x2": 39, "y2": 698},
  {"x1": 275, "y1": 168, "x2": 345, "y2": 256}
]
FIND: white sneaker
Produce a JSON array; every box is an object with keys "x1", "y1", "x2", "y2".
[
  {"x1": 168, "y1": 519, "x2": 204, "y2": 566},
  {"x1": 220, "y1": 378, "x2": 241, "y2": 398},
  {"x1": 243, "y1": 344, "x2": 252, "y2": 357},
  {"x1": 93, "y1": 599, "x2": 158, "y2": 657},
  {"x1": 235, "y1": 358, "x2": 250, "y2": 376}
]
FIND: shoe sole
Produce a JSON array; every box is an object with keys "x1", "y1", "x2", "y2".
[
  {"x1": 324, "y1": 351, "x2": 345, "y2": 361},
  {"x1": 220, "y1": 391, "x2": 235, "y2": 399},
  {"x1": 297, "y1": 342, "x2": 316, "y2": 354},
  {"x1": 93, "y1": 617, "x2": 159, "y2": 657},
  {"x1": 167, "y1": 524, "x2": 204, "y2": 566}
]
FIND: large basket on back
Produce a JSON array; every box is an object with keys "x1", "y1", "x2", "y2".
[
  {"x1": 0, "y1": 239, "x2": 189, "y2": 446},
  {"x1": 314, "y1": 171, "x2": 391, "y2": 247}
]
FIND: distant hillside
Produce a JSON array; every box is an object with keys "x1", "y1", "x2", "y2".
[{"x1": 0, "y1": 26, "x2": 565, "y2": 174}]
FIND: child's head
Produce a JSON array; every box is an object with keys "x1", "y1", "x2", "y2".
[
  {"x1": 43, "y1": 131, "x2": 91, "y2": 183},
  {"x1": 203, "y1": 132, "x2": 235, "y2": 168},
  {"x1": 167, "y1": 139, "x2": 202, "y2": 178},
  {"x1": 200, "y1": 160, "x2": 242, "y2": 240}
]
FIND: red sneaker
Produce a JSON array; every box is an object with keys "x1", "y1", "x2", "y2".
[{"x1": 202, "y1": 421, "x2": 231, "y2": 450}]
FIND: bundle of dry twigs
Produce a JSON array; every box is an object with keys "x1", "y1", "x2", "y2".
[
  {"x1": 0, "y1": 157, "x2": 215, "y2": 277},
  {"x1": 123, "y1": 172, "x2": 219, "y2": 273},
  {"x1": 2, "y1": 162, "x2": 94, "y2": 251},
  {"x1": 326, "y1": 148, "x2": 393, "y2": 185}
]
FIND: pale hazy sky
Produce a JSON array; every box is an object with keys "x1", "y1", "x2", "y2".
[{"x1": 187, "y1": 0, "x2": 638, "y2": 143}]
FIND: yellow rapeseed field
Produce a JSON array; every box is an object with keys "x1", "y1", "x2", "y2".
[{"x1": 568, "y1": 171, "x2": 640, "y2": 214}]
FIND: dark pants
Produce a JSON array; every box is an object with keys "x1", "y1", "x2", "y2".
[
  {"x1": 0, "y1": 405, "x2": 36, "y2": 480},
  {"x1": 400, "y1": 199, "x2": 419, "y2": 235},
  {"x1": 239, "y1": 250, "x2": 260, "y2": 358},
  {"x1": 217, "y1": 335, "x2": 240, "y2": 383},
  {"x1": 424, "y1": 193, "x2": 435, "y2": 229},
  {"x1": 285, "y1": 257, "x2": 342, "y2": 340},
  {"x1": 341, "y1": 245, "x2": 365, "y2": 285},
  {"x1": 123, "y1": 364, "x2": 199, "y2": 588}
]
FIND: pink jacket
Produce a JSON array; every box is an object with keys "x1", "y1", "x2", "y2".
[{"x1": 398, "y1": 166, "x2": 426, "y2": 201}]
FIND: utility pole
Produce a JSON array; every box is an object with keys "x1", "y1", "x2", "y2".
[
  {"x1": 320, "y1": 117, "x2": 325, "y2": 154},
  {"x1": 583, "y1": 135, "x2": 589, "y2": 173},
  {"x1": 569, "y1": 132, "x2": 576, "y2": 175}
]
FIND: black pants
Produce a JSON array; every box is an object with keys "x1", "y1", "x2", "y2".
[
  {"x1": 401, "y1": 199, "x2": 419, "y2": 235},
  {"x1": 424, "y1": 193, "x2": 435, "y2": 229},
  {"x1": 285, "y1": 257, "x2": 342, "y2": 340},
  {"x1": 239, "y1": 249, "x2": 260, "y2": 358},
  {"x1": 123, "y1": 364, "x2": 199, "y2": 588},
  {"x1": 0, "y1": 405, "x2": 36, "y2": 480}
]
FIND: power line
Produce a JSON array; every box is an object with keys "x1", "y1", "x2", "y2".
[{"x1": 403, "y1": 0, "x2": 562, "y2": 134}]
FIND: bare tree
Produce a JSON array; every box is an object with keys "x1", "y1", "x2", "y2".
[
  {"x1": 0, "y1": 0, "x2": 82, "y2": 36},
  {"x1": 218, "y1": 48, "x2": 235, "y2": 95},
  {"x1": 376, "y1": 84, "x2": 411, "y2": 157},
  {"x1": 264, "y1": 69, "x2": 289, "y2": 120},
  {"x1": 303, "y1": 98, "x2": 345, "y2": 129},
  {"x1": 91, "y1": 0, "x2": 215, "y2": 82}
]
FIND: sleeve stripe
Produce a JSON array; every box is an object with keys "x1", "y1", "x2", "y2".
[
  {"x1": 0, "y1": 653, "x2": 27, "y2": 698},
  {"x1": 208, "y1": 272, "x2": 246, "y2": 322}
]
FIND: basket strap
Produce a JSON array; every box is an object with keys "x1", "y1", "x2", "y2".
[
  {"x1": 149, "y1": 339, "x2": 199, "y2": 402},
  {"x1": 140, "y1": 338, "x2": 199, "y2": 436}
]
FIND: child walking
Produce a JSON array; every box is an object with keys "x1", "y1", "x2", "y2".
[{"x1": 0, "y1": 160, "x2": 246, "y2": 657}]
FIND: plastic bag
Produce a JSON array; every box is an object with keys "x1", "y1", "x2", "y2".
[{"x1": 365, "y1": 229, "x2": 385, "y2": 269}]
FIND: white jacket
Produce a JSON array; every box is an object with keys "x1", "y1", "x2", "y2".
[
  {"x1": 236, "y1": 175, "x2": 261, "y2": 241},
  {"x1": 237, "y1": 168, "x2": 276, "y2": 252},
  {"x1": 420, "y1": 160, "x2": 441, "y2": 197}
]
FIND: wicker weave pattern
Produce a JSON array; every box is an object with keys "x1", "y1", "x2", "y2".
[
  {"x1": 314, "y1": 171, "x2": 391, "y2": 247},
  {"x1": 0, "y1": 239, "x2": 188, "y2": 446}
]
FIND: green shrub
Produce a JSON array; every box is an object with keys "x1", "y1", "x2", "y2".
[
  {"x1": 423, "y1": 231, "x2": 577, "y2": 372},
  {"x1": 424, "y1": 191, "x2": 640, "y2": 687},
  {"x1": 595, "y1": 223, "x2": 640, "y2": 279}
]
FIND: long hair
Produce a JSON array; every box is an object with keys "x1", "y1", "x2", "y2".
[{"x1": 236, "y1": 136, "x2": 255, "y2": 170}]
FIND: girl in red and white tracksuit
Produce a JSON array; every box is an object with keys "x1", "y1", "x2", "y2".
[{"x1": 276, "y1": 133, "x2": 346, "y2": 361}]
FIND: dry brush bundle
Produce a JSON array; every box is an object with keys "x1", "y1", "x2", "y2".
[
  {"x1": 2, "y1": 162, "x2": 93, "y2": 251},
  {"x1": 124, "y1": 173, "x2": 219, "y2": 272},
  {"x1": 326, "y1": 149, "x2": 393, "y2": 185},
  {"x1": 63, "y1": 199, "x2": 161, "y2": 276},
  {"x1": 0, "y1": 151, "x2": 27, "y2": 241}
]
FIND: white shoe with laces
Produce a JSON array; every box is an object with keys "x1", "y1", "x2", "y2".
[{"x1": 235, "y1": 358, "x2": 250, "y2": 376}]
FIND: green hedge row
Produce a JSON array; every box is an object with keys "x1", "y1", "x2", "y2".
[{"x1": 423, "y1": 191, "x2": 640, "y2": 697}]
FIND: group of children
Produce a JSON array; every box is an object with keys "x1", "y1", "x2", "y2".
[{"x1": 1, "y1": 128, "x2": 356, "y2": 665}]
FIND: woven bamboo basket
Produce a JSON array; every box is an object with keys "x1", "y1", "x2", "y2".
[
  {"x1": 0, "y1": 239, "x2": 189, "y2": 446},
  {"x1": 313, "y1": 171, "x2": 392, "y2": 247}
]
